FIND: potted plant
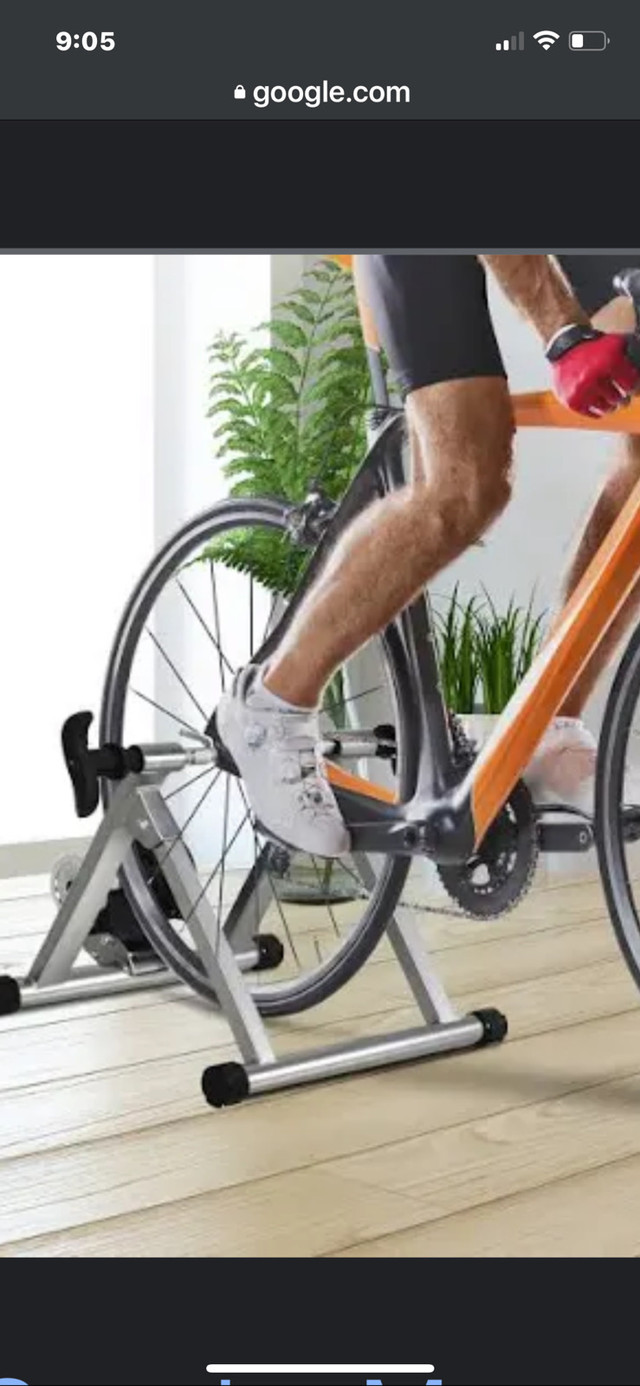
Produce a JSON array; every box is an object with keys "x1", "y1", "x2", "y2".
[
  {"x1": 434, "y1": 584, "x2": 546, "y2": 746},
  {"x1": 203, "y1": 258, "x2": 375, "y2": 902}
]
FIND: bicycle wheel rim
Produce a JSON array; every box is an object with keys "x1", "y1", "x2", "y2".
[
  {"x1": 596, "y1": 621, "x2": 640, "y2": 989},
  {"x1": 100, "y1": 497, "x2": 415, "y2": 1014}
]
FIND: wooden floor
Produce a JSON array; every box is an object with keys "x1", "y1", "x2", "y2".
[{"x1": 3, "y1": 863, "x2": 640, "y2": 1258}]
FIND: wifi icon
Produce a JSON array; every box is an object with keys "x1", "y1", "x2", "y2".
[{"x1": 534, "y1": 29, "x2": 560, "y2": 49}]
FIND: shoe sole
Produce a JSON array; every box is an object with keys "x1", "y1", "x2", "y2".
[
  {"x1": 206, "y1": 710, "x2": 240, "y2": 776},
  {"x1": 254, "y1": 819, "x2": 351, "y2": 862}
]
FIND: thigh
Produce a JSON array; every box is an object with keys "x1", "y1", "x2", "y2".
[
  {"x1": 354, "y1": 253, "x2": 506, "y2": 395},
  {"x1": 405, "y1": 376, "x2": 514, "y2": 491}
]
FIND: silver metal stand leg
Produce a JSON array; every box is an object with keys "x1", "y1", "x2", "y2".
[
  {"x1": 201, "y1": 852, "x2": 506, "y2": 1108},
  {"x1": 136, "y1": 786, "x2": 275, "y2": 1066},
  {"x1": 222, "y1": 844, "x2": 274, "y2": 953}
]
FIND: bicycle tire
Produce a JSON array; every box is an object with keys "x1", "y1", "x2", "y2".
[
  {"x1": 100, "y1": 496, "x2": 418, "y2": 1015},
  {"x1": 596, "y1": 619, "x2": 640, "y2": 993}
]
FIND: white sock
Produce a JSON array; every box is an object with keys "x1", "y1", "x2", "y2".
[{"x1": 251, "y1": 664, "x2": 319, "y2": 715}]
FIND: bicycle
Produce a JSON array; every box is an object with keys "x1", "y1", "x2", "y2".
[{"x1": 93, "y1": 256, "x2": 640, "y2": 1027}]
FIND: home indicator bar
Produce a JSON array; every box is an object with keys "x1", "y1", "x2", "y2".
[{"x1": 205, "y1": 1369, "x2": 442, "y2": 1384}]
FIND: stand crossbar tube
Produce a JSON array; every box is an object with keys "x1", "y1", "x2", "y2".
[{"x1": 243, "y1": 1015, "x2": 485, "y2": 1097}]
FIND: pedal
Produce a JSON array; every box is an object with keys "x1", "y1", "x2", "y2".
[
  {"x1": 373, "y1": 723, "x2": 397, "y2": 773},
  {"x1": 537, "y1": 820, "x2": 594, "y2": 853},
  {"x1": 622, "y1": 805, "x2": 640, "y2": 842},
  {"x1": 204, "y1": 711, "x2": 240, "y2": 776}
]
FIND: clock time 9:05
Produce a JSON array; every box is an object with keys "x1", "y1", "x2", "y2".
[{"x1": 56, "y1": 32, "x2": 115, "y2": 51}]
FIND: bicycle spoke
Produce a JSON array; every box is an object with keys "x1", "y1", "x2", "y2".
[
  {"x1": 209, "y1": 560, "x2": 231, "y2": 691},
  {"x1": 146, "y1": 628, "x2": 209, "y2": 722},
  {"x1": 249, "y1": 798, "x2": 262, "y2": 944},
  {"x1": 164, "y1": 763, "x2": 218, "y2": 802},
  {"x1": 148, "y1": 769, "x2": 222, "y2": 889},
  {"x1": 176, "y1": 573, "x2": 235, "y2": 688},
  {"x1": 215, "y1": 776, "x2": 232, "y2": 953},
  {"x1": 183, "y1": 805, "x2": 251, "y2": 926},
  {"x1": 321, "y1": 682, "x2": 386, "y2": 720},
  {"x1": 129, "y1": 687, "x2": 202, "y2": 739},
  {"x1": 249, "y1": 577, "x2": 255, "y2": 659},
  {"x1": 236, "y1": 779, "x2": 301, "y2": 967},
  {"x1": 333, "y1": 855, "x2": 369, "y2": 895},
  {"x1": 310, "y1": 855, "x2": 342, "y2": 938}
]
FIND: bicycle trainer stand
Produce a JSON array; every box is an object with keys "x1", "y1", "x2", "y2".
[{"x1": 0, "y1": 713, "x2": 506, "y2": 1109}]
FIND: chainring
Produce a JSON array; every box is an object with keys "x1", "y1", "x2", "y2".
[{"x1": 436, "y1": 713, "x2": 540, "y2": 919}]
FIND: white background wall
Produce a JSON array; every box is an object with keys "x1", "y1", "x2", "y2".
[
  {"x1": 0, "y1": 255, "x2": 155, "y2": 848},
  {"x1": 0, "y1": 253, "x2": 270, "y2": 859}
]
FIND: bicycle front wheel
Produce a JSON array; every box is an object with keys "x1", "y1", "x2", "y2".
[
  {"x1": 100, "y1": 496, "x2": 417, "y2": 1015},
  {"x1": 596, "y1": 620, "x2": 640, "y2": 994}
]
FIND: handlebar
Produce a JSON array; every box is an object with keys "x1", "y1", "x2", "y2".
[
  {"x1": 614, "y1": 268, "x2": 640, "y2": 309},
  {"x1": 613, "y1": 268, "x2": 640, "y2": 370}
]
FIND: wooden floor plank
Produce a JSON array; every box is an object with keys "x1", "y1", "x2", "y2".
[
  {"x1": 330, "y1": 1152, "x2": 640, "y2": 1258},
  {"x1": 0, "y1": 1167, "x2": 421, "y2": 1259}
]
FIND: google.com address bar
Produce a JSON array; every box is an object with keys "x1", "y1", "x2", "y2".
[{"x1": 236, "y1": 81, "x2": 410, "y2": 108}]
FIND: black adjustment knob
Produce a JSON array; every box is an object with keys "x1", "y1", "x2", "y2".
[
  {"x1": 61, "y1": 712, "x2": 144, "y2": 819},
  {"x1": 62, "y1": 712, "x2": 99, "y2": 818}
]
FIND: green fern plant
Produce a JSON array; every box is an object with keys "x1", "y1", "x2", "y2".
[{"x1": 200, "y1": 258, "x2": 374, "y2": 599}]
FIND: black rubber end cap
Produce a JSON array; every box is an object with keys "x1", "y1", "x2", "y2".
[
  {"x1": 201, "y1": 1061, "x2": 250, "y2": 1108},
  {"x1": 473, "y1": 1007, "x2": 508, "y2": 1045},
  {"x1": 255, "y1": 933, "x2": 285, "y2": 971},
  {"x1": 0, "y1": 975, "x2": 21, "y2": 1016}
]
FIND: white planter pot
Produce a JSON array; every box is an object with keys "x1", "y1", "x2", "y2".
[{"x1": 460, "y1": 712, "x2": 500, "y2": 751}]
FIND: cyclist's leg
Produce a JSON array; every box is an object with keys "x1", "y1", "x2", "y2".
[
  {"x1": 552, "y1": 254, "x2": 640, "y2": 718},
  {"x1": 263, "y1": 255, "x2": 514, "y2": 709}
]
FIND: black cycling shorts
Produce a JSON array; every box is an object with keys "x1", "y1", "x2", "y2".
[{"x1": 355, "y1": 253, "x2": 640, "y2": 395}]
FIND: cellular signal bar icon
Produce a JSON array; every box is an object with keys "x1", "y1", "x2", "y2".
[{"x1": 496, "y1": 32, "x2": 525, "y2": 50}]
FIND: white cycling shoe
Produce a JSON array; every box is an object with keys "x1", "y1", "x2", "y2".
[
  {"x1": 524, "y1": 717, "x2": 598, "y2": 816},
  {"x1": 213, "y1": 665, "x2": 351, "y2": 859},
  {"x1": 525, "y1": 717, "x2": 640, "y2": 820}
]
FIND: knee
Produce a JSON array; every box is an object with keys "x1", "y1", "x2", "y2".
[
  {"x1": 409, "y1": 431, "x2": 514, "y2": 548},
  {"x1": 473, "y1": 458, "x2": 513, "y2": 530},
  {"x1": 407, "y1": 377, "x2": 515, "y2": 546},
  {"x1": 445, "y1": 464, "x2": 512, "y2": 547}
]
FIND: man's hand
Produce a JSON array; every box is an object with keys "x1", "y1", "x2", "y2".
[{"x1": 546, "y1": 324, "x2": 640, "y2": 417}]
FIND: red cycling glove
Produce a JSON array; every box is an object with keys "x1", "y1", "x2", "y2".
[{"x1": 546, "y1": 324, "x2": 640, "y2": 417}]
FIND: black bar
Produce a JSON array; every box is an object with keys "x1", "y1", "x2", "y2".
[{"x1": 202, "y1": 1378, "x2": 440, "y2": 1384}]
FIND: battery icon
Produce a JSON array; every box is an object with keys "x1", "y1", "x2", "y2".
[{"x1": 569, "y1": 31, "x2": 609, "y2": 49}]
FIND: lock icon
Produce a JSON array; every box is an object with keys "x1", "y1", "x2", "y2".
[{"x1": 234, "y1": 84, "x2": 246, "y2": 99}]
